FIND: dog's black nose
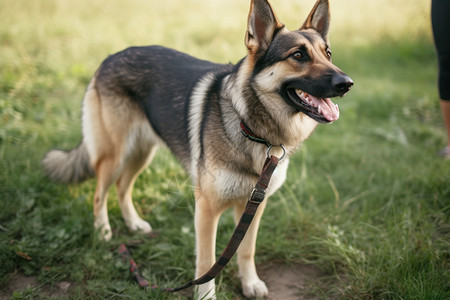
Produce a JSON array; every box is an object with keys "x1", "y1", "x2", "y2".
[{"x1": 333, "y1": 73, "x2": 353, "y2": 95}]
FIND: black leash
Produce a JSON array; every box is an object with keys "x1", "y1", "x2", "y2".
[{"x1": 118, "y1": 154, "x2": 281, "y2": 293}]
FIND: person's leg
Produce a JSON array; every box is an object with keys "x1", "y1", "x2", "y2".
[
  {"x1": 440, "y1": 100, "x2": 450, "y2": 157},
  {"x1": 432, "y1": 0, "x2": 450, "y2": 156}
]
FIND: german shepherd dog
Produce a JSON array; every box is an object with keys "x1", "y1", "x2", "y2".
[{"x1": 43, "y1": 0, "x2": 352, "y2": 298}]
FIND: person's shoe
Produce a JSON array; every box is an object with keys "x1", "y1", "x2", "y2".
[{"x1": 438, "y1": 147, "x2": 450, "y2": 159}]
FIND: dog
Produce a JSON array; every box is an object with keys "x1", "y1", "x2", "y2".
[{"x1": 42, "y1": 0, "x2": 352, "y2": 298}]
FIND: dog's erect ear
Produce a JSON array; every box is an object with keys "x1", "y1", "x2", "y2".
[
  {"x1": 301, "y1": 0, "x2": 330, "y2": 43},
  {"x1": 245, "y1": 0, "x2": 284, "y2": 56}
]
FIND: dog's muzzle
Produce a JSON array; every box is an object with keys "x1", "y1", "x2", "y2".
[{"x1": 285, "y1": 74, "x2": 353, "y2": 123}]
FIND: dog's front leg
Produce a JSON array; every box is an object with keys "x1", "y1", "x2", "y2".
[
  {"x1": 194, "y1": 189, "x2": 222, "y2": 300},
  {"x1": 234, "y1": 199, "x2": 269, "y2": 298}
]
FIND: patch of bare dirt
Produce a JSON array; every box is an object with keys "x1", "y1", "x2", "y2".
[
  {"x1": 3, "y1": 264, "x2": 326, "y2": 299},
  {"x1": 0, "y1": 273, "x2": 73, "y2": 300},
  {"x1": 259, "y1": 263, "x2": 325, "y2": 300}
]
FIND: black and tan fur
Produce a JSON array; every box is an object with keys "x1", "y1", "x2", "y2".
[{"x1": 42, "y1": 0, "x2": 352, "y2": 298}]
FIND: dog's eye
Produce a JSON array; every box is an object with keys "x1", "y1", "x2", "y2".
[{"x1": 292, "y1": 51, "x2": 303, "y2": 60}]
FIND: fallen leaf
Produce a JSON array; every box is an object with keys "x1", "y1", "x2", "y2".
[{"x1": 16, "y1": 251, "x2": 32, "y2": 260}]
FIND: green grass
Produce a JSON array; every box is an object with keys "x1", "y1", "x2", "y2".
[{"x1": 1, "y1": 0, "x2": 449, "y2": 299}]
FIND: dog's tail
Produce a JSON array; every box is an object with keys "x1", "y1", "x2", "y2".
[{"x1": 42, "y1": 142, "x2": 94, "y2": 184}]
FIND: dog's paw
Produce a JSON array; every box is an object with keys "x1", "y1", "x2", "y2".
[
  {"x1": 127, "y1": 218, "x2": 152, "y2": 234},
  {"x1": 195, "y1": 282, "x2": 216, "y2": 300},
  {"x1": 95, "y1": 223, "x2": 112, "y2": 241},
  {"x1": 102, "y1": 227, "x2": 113, "y2": 241},
  {"x1": 242, "y1": 278, "x2": 268, "y2": 298}
]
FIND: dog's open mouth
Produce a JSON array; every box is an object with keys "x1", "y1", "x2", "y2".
[{"x1": 287, "y1": 89, "x2": 339, "y2": 123}]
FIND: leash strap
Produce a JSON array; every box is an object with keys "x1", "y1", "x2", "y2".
[
  {"x1": 118, "y1": 243, "x2": 152, "y2": 288},
  {"x1": 165, "y1": 155, "x2": 279, "y2": 293}
]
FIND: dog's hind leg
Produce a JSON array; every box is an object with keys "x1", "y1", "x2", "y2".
[
  {"x1": 233, "y1": 199, "x2": 269, "y2": 298},
  {"x1": 93, "y1": 156, "x2": 119, "y2": 241},
  {"x1": 116, "y1": 145, "x2": 157, "y2": 234},
  {"x1": 83, "y1": 80, "x2": 121, "y2": 241}
]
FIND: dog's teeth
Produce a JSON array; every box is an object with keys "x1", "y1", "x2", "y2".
[
  {"x1": 304, "y1": 96, "x2": 310, "y2": 104},
  {"x1": 318, "y1": 105, "x2": 323, "y2": 114}
]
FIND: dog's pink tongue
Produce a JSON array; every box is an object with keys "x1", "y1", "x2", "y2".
[{"x1": 310, "y1": 95, "x2": 340, "y2": 122}]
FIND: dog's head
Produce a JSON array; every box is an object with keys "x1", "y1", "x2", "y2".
[{"x1": 245, "y1": 0, "x2": 353, "y2": 123}]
